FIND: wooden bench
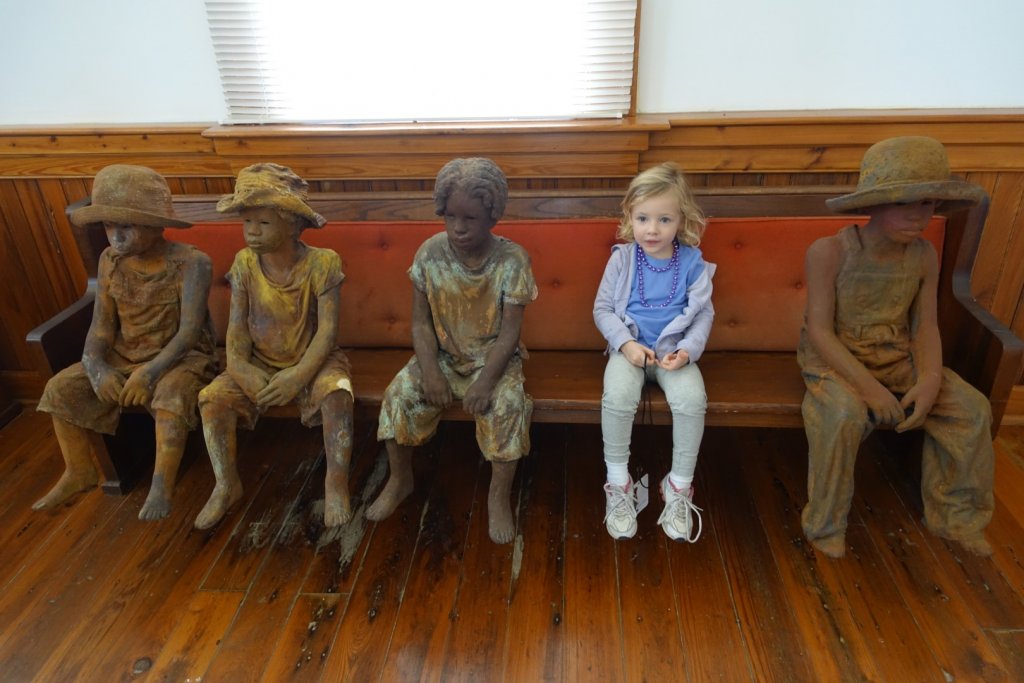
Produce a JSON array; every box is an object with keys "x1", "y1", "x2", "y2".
[{"x1": 28, "y1": 187, "x2": 1024, "y2": 493}]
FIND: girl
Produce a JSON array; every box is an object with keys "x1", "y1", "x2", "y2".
[{"x1": 593, "y1": 163, "x2": 715, "y2": 541}]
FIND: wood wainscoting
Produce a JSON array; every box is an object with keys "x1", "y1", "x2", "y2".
[{"x1": 1, "y1": 111, "x2": 1023, "y2": 420}]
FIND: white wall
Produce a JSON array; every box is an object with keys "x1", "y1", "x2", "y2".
[
  {"x1": 638, "y1": 0, "x2": 1024, "y2": 112},
  {"x1": 0, "y1": 0, "x2": 1021, "y2": 125},
  {"x1": 0, "y1": 0, "x2": 224, "y2": 125}
]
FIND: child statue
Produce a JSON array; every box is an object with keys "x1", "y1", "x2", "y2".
[
  {"x1": 800, "y1": 136, "x2": 995, "y2": 558},
  {"x1": 369, "y1": 157, "x2": 538, "y2": 544},
  {"x1": 195, "y1": 163, "x2": 355, "y2": 530},
  {"x1": 35, "y1": 164, "x2": 216, "y2": 520}
]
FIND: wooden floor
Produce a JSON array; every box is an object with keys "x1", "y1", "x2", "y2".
[{"x1": 1, "y1": 410, "x2": 1023, "y2": 682}]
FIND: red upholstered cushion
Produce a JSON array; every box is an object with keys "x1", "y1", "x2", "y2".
[{"x1": 167, "y1": 216, "x2": 944, "y2": 353}]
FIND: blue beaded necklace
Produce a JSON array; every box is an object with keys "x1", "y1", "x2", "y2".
[{"x1": 635, "y1": 240, "x2": 681, "y2": 308}]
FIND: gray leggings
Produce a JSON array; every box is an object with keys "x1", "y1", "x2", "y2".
[{"x1": 600, "y1": 351, "x2": 707, "y2": 480}]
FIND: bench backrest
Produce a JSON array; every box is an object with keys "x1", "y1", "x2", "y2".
[{"x1": 167, "y1": 216, "x2": 944, "y2": 353}]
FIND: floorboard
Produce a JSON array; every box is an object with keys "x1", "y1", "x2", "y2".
[{"x1": 0, "y1": 410, "x2": 1022, "y2": 682}]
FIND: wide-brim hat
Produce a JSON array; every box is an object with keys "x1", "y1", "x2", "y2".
[
  {"x1": 216, "y1": 163, "x2": 326, "y2": 229},
  {"x1": 71, "y1": 164, "x2": 191, "y2": 228},
  {"x1": 826, "y1": 136, "x2": 986, "y2": 214}
]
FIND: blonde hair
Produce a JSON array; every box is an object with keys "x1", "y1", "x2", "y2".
[{"x1": 618, "y1": 163, "x2": 705, "y2": 246}]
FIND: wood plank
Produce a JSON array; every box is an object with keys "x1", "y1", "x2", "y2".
[
  {"x1": 852, "y1": 437, "x2": 1012, "y2": 680},
  {"x1": 664, "y1": 440, "x2": 754, "y2": 682},
  {"x1": 201, "y1": 422, "x2": 325, "y2": 591},
  {"x1": 642, "y1": 145, "x2": 1024, "y2": 174},
  {"x1": 613, "y1": 425, "x2": 686, "y2": 683},
  {"x1": 35, "y1": 178, "x2": 88, "y2": 294},
  {"x1": 318, "y1": 438, "x2": 442, "y2": 681},
  {"x1": 139, "y1": 590, "x2": 245, "y2": 681},
  {"x1": 987, "y1": 630, "x2": 1024, "y2": 681},
  {"x1": 742, "y1": 429, "x2": 933, "y2": 682},
  {"x1": 650, "y1": 121, "x2": 1024, "y2": 148},
  {"x1": 0, "y1": 131, "x2": 215, "y2": 155},
  {"x1": 259, "y1": 593, "x2": 344, "y2": 682},
  {"x1": 14, "y1": 179, "x2": 80, "y2": 305},
  {"x1": 199, "y1": 442, "x2": 326, "y2": 683},
  {"x1": 500, "y1": 424, "x2": 567, "y2": 682},
  {"x1": 233, "y1": 153, "x2": 640, "y2": 180},
  {"x1": 213, "y1": 131, "x2": 650, "y2": 157},
  {"x1": 0, "y1": 154, "x2": 232, "y2": 178},
  {"x1": 873, "y1": 433, "x2": 1024, "y2": 631},
  {"x1": 299, "y1": 420, "x2": 385, "y2": 595},
  {"x1": 706, "y1": 429, "x2": 816, "y2": 682},
  {"x1": 765, "y1": 430, "x2": 953, "y2": 681},
  {"x1": 437, "y1": 448, "x2": 517, "y2": 682},
  {"x1": 563, "y1": 425, "x2": 624, "y2": 682},
  {"x1": 377, "y1": 422, "x2": 483, "y2": 681}
]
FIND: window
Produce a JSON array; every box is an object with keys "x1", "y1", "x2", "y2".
[{"x1": 205, "y1": 0, "x2": 637, "y2": 124}]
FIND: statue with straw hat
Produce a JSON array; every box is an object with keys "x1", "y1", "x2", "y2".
[
  {"x1": 194, "y1": 162, "x2": 355, "y2": 530},
  {"x1": 35, "y1": 164, "x2": 216, "y2": 520},
  {"x1": 799, "y1": 136, "x2": 995, "y2": 559}
]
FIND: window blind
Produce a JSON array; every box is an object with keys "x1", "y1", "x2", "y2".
[{"x1": 205, "y1": 0, "x2": 637, "y2": 124}]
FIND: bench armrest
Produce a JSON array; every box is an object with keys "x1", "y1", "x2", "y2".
[
  {"x1": 26, "y1": 284, "x2": 95, "y2": 380},
  {"x1": 941, "y1": 199, "x2": 1024, "y2": 432}
]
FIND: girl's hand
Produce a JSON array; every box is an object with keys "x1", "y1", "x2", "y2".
[
  {"x1": 620, "y1": 341, "x2": 655, "y2": 368},
  {"x1": 659, "y1": 350, "x2": 689, "y2": 370},
  {"x1": 896, "y1": 376, "x2": 941, "y2": 432},
  {"x1": 862, "y1": 381, "x2": 904, "y2": 426},
  {"x1": 120, "y1": 364, "x2": 156, "y2": 407}
]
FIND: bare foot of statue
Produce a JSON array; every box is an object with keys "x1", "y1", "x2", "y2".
[
  {"x1": 488, "y1": 460, "x2": 517, "y2": 544},
  {"x1": 366, "y1": 472, "x2": 413, "y2": 521},
  {"x1": 32, "y1": 467, "x2": 99, "y2": 510},
  {"x1": 139, "y1": 474, "x2": 172, "y2": 521},
  {"x1": 194, "y1": 477, "x2": 243, "y2": 530},
  {"x1": 945, "y1": 532, "x2": 993, "y2": 557},
  {"x1": 809, "y1": 533, "x2": 846, "y2": 559},
  {"x1": 323, "y1": 471, "x2": 353, "y2": 527}
]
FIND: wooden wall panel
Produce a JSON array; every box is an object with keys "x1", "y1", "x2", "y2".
[{"x1": 1, "y1": 112, "x2": 1022, "y2": 422}]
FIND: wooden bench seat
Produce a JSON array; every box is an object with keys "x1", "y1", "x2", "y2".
[{"x1": 28, "y1": 187, "x2": 1024, "y2": 493}]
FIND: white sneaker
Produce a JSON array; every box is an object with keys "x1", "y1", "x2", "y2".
[
  {"x1": 658, "y1": 476, "x2": 702, "y2": 542},
  {"x1": 603, "y1": 479, "x2": 638, "y2": 539}
]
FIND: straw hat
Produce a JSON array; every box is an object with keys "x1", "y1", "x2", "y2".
[
  {"x1": 826, "y1": 136, "x2": 986, "y2": 214},
  {"x1": 216, "y1": 163, "x2": 326, "y2": 229},
  {"x1": 71, "y1": 165, "x2": 191, "y2": 228}
]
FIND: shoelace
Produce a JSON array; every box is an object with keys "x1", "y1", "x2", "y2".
[
  {"x1": 603, "y1": 482, "x2": 636, "y2": 523},
  {"x1": 658, "y1": 490, "x2": 703, "y2": 542}
]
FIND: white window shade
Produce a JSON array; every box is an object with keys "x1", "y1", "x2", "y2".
[{"x1": 205, "y1": 0, "x2": 637, "y2": 124}]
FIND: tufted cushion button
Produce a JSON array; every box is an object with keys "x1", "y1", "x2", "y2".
[
  {"x1": 794, "y1": 281, "x2": 803, "y2": 289},
  {"x1": 551, "y1": 279, "x2": 561, "y2": 288},
  {"x1": 728, "y1": 320, "x2": 738, "y2": 327},
  {"x1": 734, "y1": 241, "x2": 743, "y2": 250},
  {"x1": 379, "y1": 241, "x2": 389, "y2": 251},
  {"x1": 387, "y1": 316, "x2": 397, "y2": 325}
]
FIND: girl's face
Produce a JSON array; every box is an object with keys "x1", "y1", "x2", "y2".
[
  {"x1": 241, "y1": 207, "x2": 298, "y2": 254},
  {"x1": 103, "y1": 222, "x2": 164, "y2": 257},
  {"x1": 871, "y1": 199, "x2": 938, "y2": 244},
  {"x1": 443, "y1": 189, "x2": 496, "y2": 261},
  {"x1": 629, "y1": 192, "x2": 680, "y2": 259}
]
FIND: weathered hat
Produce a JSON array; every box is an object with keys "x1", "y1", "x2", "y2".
[
  {"x1": 826, "y1": 136, "x2": 986, "y2": 214},
  {"x1": 216, "y1": 163, "x2": 326, "y2": 229},
  {"x1": 71, "y1": 164, "x2": 191, "y2": 228}
]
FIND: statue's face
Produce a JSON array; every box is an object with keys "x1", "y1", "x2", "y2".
[
  {"x1": 443, "y1": 189, "x2": 496, "y2": 261},
  {"x1": 869, "y1": 199, "x2": 937, "y2": 244},
  {"x1": 103, "y1": 222, "x2": 163, "y2": 257},
  {"x1": 240, "y1": 206, "x2": 298, "y2": 254}
]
